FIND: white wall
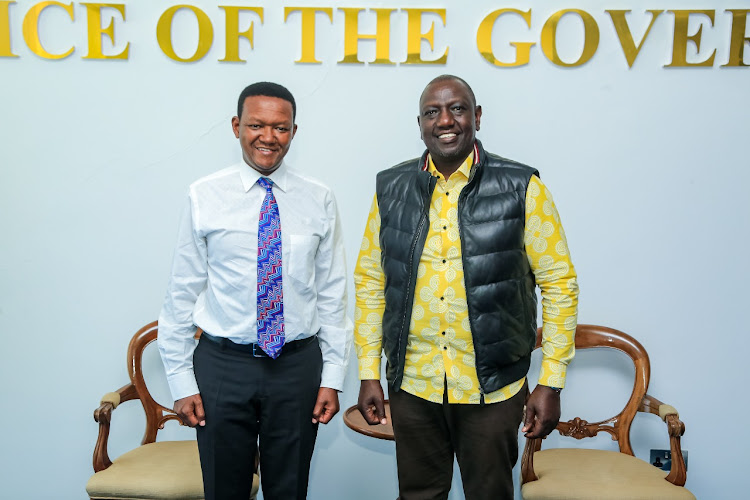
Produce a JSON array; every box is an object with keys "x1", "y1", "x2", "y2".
[{"x1": 1, "y1": 0, "x2": 747, "y2": 498}]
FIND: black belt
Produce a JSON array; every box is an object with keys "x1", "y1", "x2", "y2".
[{"x1": 200, "y1": 332, "x2": 317, "y2": 358}]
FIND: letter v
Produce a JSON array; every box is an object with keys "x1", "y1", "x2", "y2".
[{"x1": 607, "y1": 10, "x2": 663, "y2": 68}]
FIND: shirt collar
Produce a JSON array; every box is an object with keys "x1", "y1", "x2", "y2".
[
  {"x1": 427, "y1": 150, "x2": 475, "y2": 180},
  {"x1": 423, "y1": 141, "x2": 480, "y2": 176},
  {"x1": 238, "y1": 160, "x2": 289, "y2": 193}
]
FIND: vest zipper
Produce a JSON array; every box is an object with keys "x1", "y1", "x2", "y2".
[
  {"x1": 458, "y1": 161, "x2": 486, "y2": 394},
  {"x1": 395, "y1": 174, "x2": 435, "y2": 386}
]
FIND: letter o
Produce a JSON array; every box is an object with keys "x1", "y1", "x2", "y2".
[
  {"x1": 541, "y1": 9, "x2": 600, "y2": 67},
  {"x1": 157, "y1": 5, "x2": 213, "y2": 62}
]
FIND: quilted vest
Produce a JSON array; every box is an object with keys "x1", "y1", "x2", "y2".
[{"x1": 375, "y1": 140, "x2": 539, "y2": 394}]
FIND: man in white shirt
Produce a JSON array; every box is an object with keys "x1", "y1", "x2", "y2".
[{"x1": 158, "y1": 82, "x2": 352, "y2": 500}]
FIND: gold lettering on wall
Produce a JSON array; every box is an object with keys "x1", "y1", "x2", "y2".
[
  {"x1": 476, "y1": 8, "x2": 533, "y2": 67},
  {"x1": 541, "y1": 9, "x2": 600, "y2": 67},
  {"x1": 157, "y1": 4, "x2": 213, "y2": 62},
  {"x1": 666, "y1": 10, "x2": 716, "y2": 67},
  {"x1": 723, "y1": 9, "x2": 750, "y2": 67},
  {"x1": 219, "y1": 6, "x2": 263, "y2": 62},
  {"x1": 284, "y1": 7, "x2": 333, "y2": 64},
  {"x1": 22, "y1": 1, "x2": 74, "y2": 59},
  {"x1": 81, "y1": 2, "x2": 128, "y2": 59},
  {"x1": 607, "y1": 9, "x2": 662, "y2": 67},
  {"x1": 1, "y1": 1, "x2": 18, "y2": 57},
  {"x1": 0, "y1": 3, "x2": 746, "y2": 69},
  {"x1": 339, "y1": 7, "x2": 395, "y2": 64},
  {"x1": 403, "y1": 8, "x2": 447, "y2": 64}
]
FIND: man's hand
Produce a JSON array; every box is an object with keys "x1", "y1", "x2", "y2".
[
  {"x1": 174, "y1": 394, "x2": 205, "y2": 428},
  {"x1": 312, "y1": 388, "x2": 340, "y2": 424},
  {"x1": 357, "y1": 379, "x2": 387, "y2": 425},
  {"x1": 522, "y1": 385, "x2": 561, "y2": 439}
]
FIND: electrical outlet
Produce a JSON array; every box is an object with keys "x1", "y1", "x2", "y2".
[{"x1": 650, "y1": 449, "x2": 688, "y2": 471}]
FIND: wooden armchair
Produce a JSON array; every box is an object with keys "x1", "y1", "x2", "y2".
[
  {"x1": 520, "y1": 324, "x2": 695, "y2": 500},
  {"x1": 86, "y1": 321, "x2": 259, "y2": 500}
]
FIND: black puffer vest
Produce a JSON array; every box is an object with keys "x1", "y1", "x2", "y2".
[{"x1": 376, "y1": 140, "x2": 539, "y2": 394}]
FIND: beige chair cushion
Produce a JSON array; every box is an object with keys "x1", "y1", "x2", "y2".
[
  {"x1": 86, "y1": 441, "x2": 259, "y2": 499},
  {"x1": 521, "y1": 449, "x2": 695, "y2": 500}
]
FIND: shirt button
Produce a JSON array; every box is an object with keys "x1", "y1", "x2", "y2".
[
  {"x1": 442, "y1": 259, "x2": 446, "y2": 263},
  {"x1": 442, "y1": 331, "x2": 446, "y2": 335},
  {"x1": 443, "y1": 346, "x2": 448, "y2": 350},
  {"x1": 446, "y1": 192, "x2": 450, "y2": 196},
  {"x1": 443, "y1": 226, "x2": 447, "y2": 230},
  {"x1": 440, "y1": 297, "x2": 444, "y2": 301}
]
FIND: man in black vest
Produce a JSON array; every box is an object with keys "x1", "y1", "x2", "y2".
[{"x1": 353, "y1": 75, "x2": 579, "y2": 499}]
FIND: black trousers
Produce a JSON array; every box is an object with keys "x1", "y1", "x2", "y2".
[
  {"x1": 193, "y1": 335, "x2": 322, "y2": 500},
  {"x1": 389, "y1": 381, "x2": 527, "y2": 500}
]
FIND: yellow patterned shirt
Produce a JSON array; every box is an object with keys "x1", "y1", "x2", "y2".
[{"x1": 354, "y1": 153, "x2": 578, "y2": 404}]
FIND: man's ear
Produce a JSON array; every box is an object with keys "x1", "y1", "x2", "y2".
[
  {"x1": 475, "y1": 105, "x2": 482, "y2": 132},
  {"x1": 231, "y1": 116, "x2": 240, "y2": 138}
]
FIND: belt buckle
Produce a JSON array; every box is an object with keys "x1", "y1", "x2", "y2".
[{"x1": 252, "y1": 344, "x2": 267, "y2": 358}]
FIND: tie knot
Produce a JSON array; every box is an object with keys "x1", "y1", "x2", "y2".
[{"x1": 257, "y1": 177, "x2": 273, "y2": 190}]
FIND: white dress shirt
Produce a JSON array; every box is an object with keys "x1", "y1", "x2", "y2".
[{"x1": 158, "y1": 161, "x2": 352, "y2": 401}]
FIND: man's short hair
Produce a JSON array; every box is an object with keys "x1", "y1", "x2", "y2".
[
  {"x1": 237, "y1": 82, "x2": 297, "y2": 121},
  {"x1": 421, "y1": 75, "x2": 477, "y2": 108}
]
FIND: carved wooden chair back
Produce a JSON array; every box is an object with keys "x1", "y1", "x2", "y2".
[
  {"x1": 92, "y1": 321, "x2": 187, "y2": 471},
  {"x1": 521, "y1": 323, "x2": 689, "y2": 489},
  {"x1": 89, "y1": 322, "x2": 260, "y2": 500},
  {"x1": 127, "y1": 321, "x2": 184, "y2": 443},
  {"x1": 543, "y1": 323, "x2": 650, "y2": 454}
]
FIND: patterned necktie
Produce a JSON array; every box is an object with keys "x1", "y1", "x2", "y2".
[{"x1": 256, "y1": 177, "x2": 284, "y2": 358}]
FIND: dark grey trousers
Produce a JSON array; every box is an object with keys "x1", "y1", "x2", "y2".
[
  {"x1": 389, "y1": 381, "x2": 527, "y2": 500},
  {"x1": 194, "y1": 335, "x2": 322, "y2": 500}
]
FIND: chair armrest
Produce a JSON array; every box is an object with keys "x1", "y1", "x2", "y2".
[
  {"x1": 92, "y1": 383, "x2": 139, "y2": 472},
  {"x1": 640, "y1": 394, "x2": 687, "y2": 486}
]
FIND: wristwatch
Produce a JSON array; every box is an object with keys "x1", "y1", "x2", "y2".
[{"x1": 547, "y1": 386, "x2": 562, "y2": 393}]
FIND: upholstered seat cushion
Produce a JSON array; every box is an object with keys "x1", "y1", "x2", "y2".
[
  {"x1": 86, "y1": 441, "x2": 259, "y2": 499},
  {"x1": 521, "y1": 449, "x2": 695, "y2": 500}
]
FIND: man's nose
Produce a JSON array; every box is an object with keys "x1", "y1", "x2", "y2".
[
  {"x1": 437, "y1": 109, "x2": 454, "y2": 127},
  {"x1": 259, "y1": 127, "x2": 276, "y2": 143}
]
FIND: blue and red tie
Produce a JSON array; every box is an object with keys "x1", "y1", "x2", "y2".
[{"x1": 256, "y1": 177, "x2": 284, "y2": 358}]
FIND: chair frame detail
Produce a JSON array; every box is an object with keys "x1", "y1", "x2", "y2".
[
  {"x1": 520, "y1": 324, "x2": 688, "y2": 487},
  {"x1": 92, "y1": 321, "x2": 190, "y2": 472}
]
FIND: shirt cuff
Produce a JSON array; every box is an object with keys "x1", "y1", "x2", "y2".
[
  {"x1": 167, "y1": 369, "x2": 200, "y2": 401},
  {"x1": 358, "y1": 356, "x2": 382, "y2": 380},
  {"x1": 321, "y1": 363, "x2": 347, "y2": 392},
  {"x1": 538, "y1": 358, "x2": 568, "y2": 389}
]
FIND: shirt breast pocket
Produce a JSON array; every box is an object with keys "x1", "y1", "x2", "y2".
[{"x1": 287, "y1": 234, "x2": 319, "y2": 286}]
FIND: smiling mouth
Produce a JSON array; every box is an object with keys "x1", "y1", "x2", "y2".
[
  {"x1": 256, "y1": 146, "x2": 276, "y2": 154},
  {"x1": 438, "y1": 133, "x2": 457, "y2": 141}
]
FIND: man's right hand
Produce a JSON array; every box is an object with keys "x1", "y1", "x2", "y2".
[
  {"x1": 357, "y1": 380, "x2": 387, "y2": 425},
  {"x1": 174, "y1": 394, "x2": 205, "y2": 427}
]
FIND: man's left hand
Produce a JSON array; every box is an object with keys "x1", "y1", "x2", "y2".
[
  {"x1": 312, "y1": 387, "x2": 340, "y2": 424},
  {"x1": 522, "y1": 385, "x2": 561, "y2": 439}
]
